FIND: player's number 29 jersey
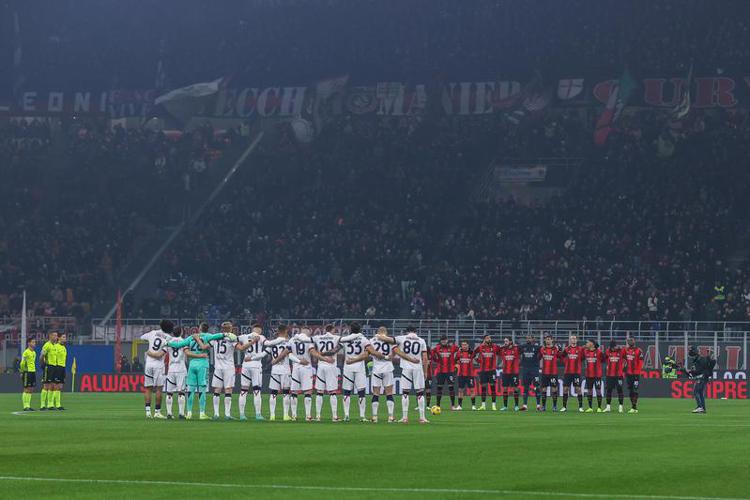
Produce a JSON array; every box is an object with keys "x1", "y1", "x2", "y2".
[{"x1": 369, "y1": 338, "x2": 394, "y2": 373}]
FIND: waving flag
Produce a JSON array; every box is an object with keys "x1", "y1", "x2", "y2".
[
  {"x1": 594, "y1": 69, "x2": 637, "y2": 146},
  {"x1": 671, "y1": 64, "x2": 693, "y2": 120}
]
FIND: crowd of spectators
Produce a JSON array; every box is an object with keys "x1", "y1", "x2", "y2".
[
  {"x1": 6, "y1": 0, "x2": 750, "y2": 93},
  {"x1": 0, "y1": 118, "x2": 234, "y2": 320}
]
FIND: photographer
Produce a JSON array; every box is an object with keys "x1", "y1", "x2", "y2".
[{"x1": 687, "y1": 347, "x2": 716, "y2": 414}]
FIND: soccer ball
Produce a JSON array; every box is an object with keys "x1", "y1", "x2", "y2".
[{"x1": 430, "y1": 405, "x2": 442, "y2": 416}]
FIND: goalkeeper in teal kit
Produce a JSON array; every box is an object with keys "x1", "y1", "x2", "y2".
[{"x1": 168, "y1": 322, "x2": 236, "y2": 420}]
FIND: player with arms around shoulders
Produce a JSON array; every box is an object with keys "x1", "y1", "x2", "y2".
[
  {"x1": 454, "y1": 340, "x2": 476, "y2": 410},
  {"x1": 499, "y1": 337, "x2": 521, "y2": 411},
  {"x1": 377, "y1": 326, "x2": 429, "y2": 423},
  {"x1": 603, "y1": 340, "x2": 625, "y2": 413},
  {"x1": 210, "y1": 321, "x2": 241, "y2": 420},
  {"x1": 337, "y1": 322, "x2": 374, "y2": 422},
  {"x1": 48, "y1": 333, "x2": 68, "y2": 410},
  {"x1": 473, "y1": 335, "x2": 502, "y2": 411},
  {"x1": 20, "y1": 339, "x2": 37, "y2": 411},
  {"x1": 140, "y1": 320, "x2": 176, "y2": 419},
  {"x1": 367, "y1": 327, "x2": 398, "y2": 423},
  {"x1": 560, "y1": 335, "x2": 585, "y2": 412},
  {"x1": 538, "y1": 335, "x2": 560, "y2": 411},
  {"x1": 519, "y1": 334, "x2": 541, "y2": 411},
  {"x1": 265, "y1": 324, "x2": 296, "y2": 421},
  {"x1": 582, "y1": 340, "x2": 605, "y2": 412},
  {"x1": 430, "y1": 335, "x2": 459, "y2": 410},
  {"x1": 288, "y1": 327, "x2": 315, "y2": 421},
  {"x1": 236, "y1": 324, "x2": 266, "y2": 421},
  {"x1": 163, "y1": 327, "x2": 189, "y2": 419},
  {"x1": 310, "y1": 325, "x2": 341, "y2": 422},
  {"x1": 623, "y1": 337, "x2": 644, "y2": 413},
  {"x1": 167, "y1": 322, "x2": 230, "y2": 420}
]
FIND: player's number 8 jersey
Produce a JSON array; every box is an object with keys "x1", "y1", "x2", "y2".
[{"x1": 167, "y1": 345, "x2": 187, "y2": 373}]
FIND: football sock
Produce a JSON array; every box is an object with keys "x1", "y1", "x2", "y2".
[
  {"x1": 330, "y1": 394, "x2": 338, "y2": 419},
  {"x1": 577, "y1": 394, "x2": 583, "y2": 407},
  {"x1": 269, "y1": 393, "x2": 277, "y2": 419},
  {"x1": 290, "y1": 395, "x2": 298, "y2": 418},
  {"x1": 514, "y1": 393, "x2": 519, "y2": 406},
  {"x1": 401, "y1": 393, "x2": 409, "y2": 418},
  {"x1": 213, "y1": 393, "x2": 220, "y2": 416},
  {"x1": 304, "y1": 395, "x2": 312, "y2": 419},
  {"x1": 358, "y1": 396, "x2": 366, "y2": 418},
  {"x1": 503, "y1": 394, "x2": 508, "y2": 407},
  {"x1": 165, "y1": 394, "x2": 173, "y2": 415},
  {"x1": 239, "y1": 390, "x2": 248, "y2": 416},
  {"x1": 449, "y1": 387, "x2": 455, "y2": 406},
  {"x1": 282, "y1": 393, "x2": 290, "y2": 418},
  {"x1": 343, "y1": 394, "x2": 351, "y2": 418},
  {"x1": 417, "y1": 392, "x2": 426, "y2": 419},
  {"x1": 224, "y1": 393, "x2": 232, "y2": 416},
  {"x1": 563, "y1": 394, "x2": 569, "y2": 407},
  {"x1": 198, "y1": 392, "x2": 207, "y2": 413},
  {"x1": 372, "y1": 395, "x2": 379, "y2": 417},
  {"x1": 187, "y1": 392, "x2": 194, "y2": 412},
  {"x1": 145, "y1": 402, "x2": 151, "y2": 417},
  {"x1": 315, "y1": 394, "x2": 324, "y2": 418},
  {"x1": 386, "y1": 395, "x2": 395, "y2": 417},
  {"x1": 178, "y1": 394, "x2": 185, "y2": 415},
  {"x1": 253, "y1": 390, "x2": 262, "y2": 416}
]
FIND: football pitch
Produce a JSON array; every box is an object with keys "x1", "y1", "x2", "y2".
[{"x1": 0, "y1": 394, "x2": 748, "y2": 500}]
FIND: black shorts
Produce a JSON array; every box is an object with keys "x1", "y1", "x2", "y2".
[
  {"x1": 478, "y1": 371, "x2": 495, "y2": 385},
  {"x1": 501, "y1": 373, "x2": 519, "y2": 388},
  {"x1": 626, "y1": 374, "x2": 640, "y2": 391},
  {"x1": 50, "y1": 366, "x2": 64, "y2": 384},
  {"x1": 434, "y1": 373, "x2": 455, "y2": 386},
  {"x1": 606, "y1": 376, "x2": 623, "y2": 391},
  {"x1": 22, "y1": 372, "x2": 36, "y2": 388},
  {"x1": 540, "y1": 374, "x2": 558, "y2": 388},
  {"x1": 563, "y1": 373, "x2": 581, "y2": 387},
  {"x1": 42, "y1": 366, "x2": 54, "y2": 384},
  {"x1": 520, "y1": 371, "x2": 538, "y2": 387},
  {"x1": 457, "y1": 376, "x2": 474, "y2": 389},
  {"x1": 585, "y1": 377, "x2": 602, "y2": 391}
]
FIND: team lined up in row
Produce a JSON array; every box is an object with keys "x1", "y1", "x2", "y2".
[{"x1": 140, "y1": 320, "x2": 645, "y2": 423}]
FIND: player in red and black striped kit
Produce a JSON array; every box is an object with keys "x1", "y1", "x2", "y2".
[
  {"x1": 499, "y1": 337, "x2": 520, "y2": 411},
  {"x1": 430, "y1": 336, "x2": 458, "y2": 410},
  {"x1": 455, "y1": 340, "x2": 476, "y2": 410},
  {"x1": 473, "y1": 335, "x2": 502, "y2": 410},
  {"x1": 623, "y1": 337, "x2": 644, "y2": 413},
  {"x1": 560, "y1": 335, "x2": 585, "y2": 412},
  {"x1": 537, "y1": 336, "x2": 560, "y2": 411},
  {"x1": 603, "y1": 340, "x2": 625, "y2": 413},
  {"x1": 582, "y1": 340, "x2": 605, "y2": 412}
]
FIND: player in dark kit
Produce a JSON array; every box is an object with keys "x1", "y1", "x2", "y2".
[
  {"x1": 499, "y1": 337, "x2": 520, "y2": 411},
  {"x1": 519, "y1": 334, "x2": 541, "y2": 411},
  {"x1": 430, "y1": 336, "x2": 458, "y2": 409},
  {"x1": 473, "y1": 335, "x2": 502, "y2": 411},
  {"x1": 582, "y1": 340, "x2": 605, "y2": 412},
  {"x1": 560, "y1": 335, "x2": 585, "y2": 412},
  {"x1": 537, "y1": 336, "x2": 560, "y2": 411},
  {"x1": 623, "y1": 337, "x2": 644, "y2": 413},
  {"x1": 604, "y1": 340, "x2": 625, "y2": 413},
  {"x1": 455, "y1": 341, "x2": 476, "y2": 410}
]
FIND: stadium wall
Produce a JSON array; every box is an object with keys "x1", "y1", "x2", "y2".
[{"x1": 0, "y1": 371, "x2": 746, "y2": 398}]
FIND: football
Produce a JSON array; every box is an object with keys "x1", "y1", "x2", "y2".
[{"x1": 430, "y1": 405, "x2": 442, "y2": 416}]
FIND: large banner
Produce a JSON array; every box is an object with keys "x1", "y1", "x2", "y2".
[
  {"x1": 4, "y1": 73, "x2": 750, "y2": 118},
  {"x1": 0, "y1": 370, "x2": 746, "y2": 398}
]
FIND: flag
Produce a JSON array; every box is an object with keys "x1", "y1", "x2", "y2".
[
  {"x1": 71, "y1": 358, "x2": 77, "y2": 393},
  {"x1": 115, "y1": 290, "x2": 123, "y2": 373},
  {"x1": 12, "y1": 10, "x2": 25, "y2": 96},
  {"x1": 154, "y1": 38, "x2": 167, "y2": 91},
  {"x1": 315, "y1": 75, "x2": 349, "y2": 100},
  {"x1": 20, "y1": 290, "x2": 27, "y2": 354},
  {"x1": 154, "y1": 77, "x2": 223, "y2": 124},
  {"x1": 671, "y1": 64, "x2": 693, "y2": 120},
  {"x1": 594, "y1": 69, "x2": 637, "y2": 146}
]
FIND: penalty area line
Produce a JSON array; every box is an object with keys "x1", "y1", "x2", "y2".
[{"x1": 0, "y1": 476, "x2": 745, "y2": 500}]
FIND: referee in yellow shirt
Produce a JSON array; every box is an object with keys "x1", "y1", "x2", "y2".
[
  {"x1": 20, "y1": 339, "x2": 37, "y2": 411},
  {"x1": 51, "y1": 333, "x2": 68, "y2": 410},
  {"x1": 40, "y1": 331, "x2": 59, "y2": 410}
]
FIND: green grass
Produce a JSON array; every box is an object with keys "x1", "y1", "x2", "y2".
[{"x1": 0, "y1": 393, "x2": 748, "y2": 499}]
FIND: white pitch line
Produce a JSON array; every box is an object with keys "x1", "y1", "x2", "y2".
[{"x1": 0, "y1": 476, "x2": 745, "y2": 500}]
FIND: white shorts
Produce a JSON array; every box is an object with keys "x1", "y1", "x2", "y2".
[
  {"x1": 240, "y1": 365, "x2": 263, "y2": 389},
  {"x1": 371, "y1": 370, "x2": 394, "y2": 390},
  {"x1": 212, "y1": 366, "x2": 236, "y2": 390},
  {"x1": 342, "y1": 368, "x2": 367, "y2": 392},
  {"x1": 269, "y1": 372, "x2": 291, "y2": 391},
  {"x1": 291, "y1": 364, "x2": 314, "y2": 392},
  {"x1": 164, "y1": 371, "x2": 187, "y2": 393},
  {"x1": 315, "y1": 364, "x2": 340, "y2": 392},
  {"x1": 400, "y1": 368, "x2": 426, "y2": 391},
  {"x1": 144, "y1": 364, "x2": 165, "y2": 388}
]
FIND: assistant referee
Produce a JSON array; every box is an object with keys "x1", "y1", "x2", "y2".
[{"x1": 20, "y1": 339, "x2": 37, "y2": 411}]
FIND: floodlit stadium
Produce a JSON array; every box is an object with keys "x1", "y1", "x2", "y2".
[{"x1": 1, "y1": 1, "x2": 749, "y2": 499}]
